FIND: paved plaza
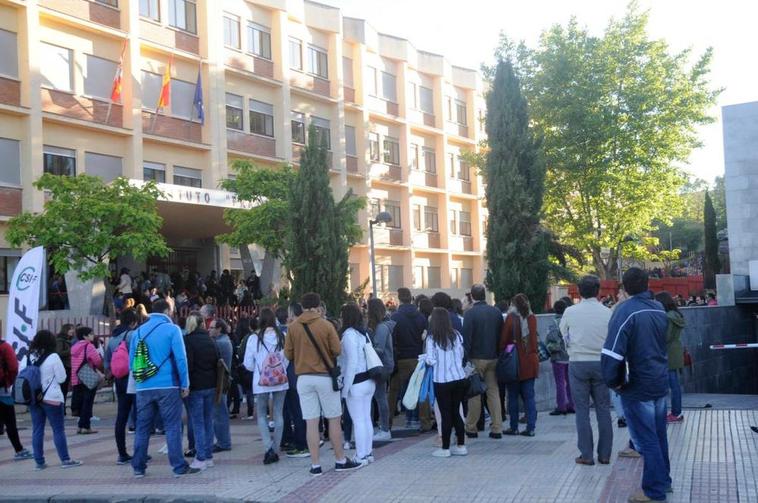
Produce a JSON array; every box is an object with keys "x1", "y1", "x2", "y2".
[{"x1": 0, "y1": 395, "x2": 756, "y2": 502}]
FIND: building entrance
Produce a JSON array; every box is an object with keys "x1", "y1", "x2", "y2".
[{"x1": 147, "y1": 248, "x2": 199, "y2": 276}]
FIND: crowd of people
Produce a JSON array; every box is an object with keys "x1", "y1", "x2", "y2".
[{"x1": 0, "y1": 268, "x2": 697, "y2": 502}]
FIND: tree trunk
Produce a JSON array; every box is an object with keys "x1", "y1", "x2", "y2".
[{"x1": 260, "y1": 251, "x2": 276, "y2": 297}]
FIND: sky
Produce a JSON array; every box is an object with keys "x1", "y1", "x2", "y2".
[{"x1": 327, "y1": 0, "x2": 758, "y2": 185}]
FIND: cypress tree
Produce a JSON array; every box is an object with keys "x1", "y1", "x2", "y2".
[
  {"x1": 703, "y1": 190, "x2": 720, "y2": 289},
  {"x1": 484, "y1": 60, "x2": 549, "y2": 311},
  {"x1": 287, "y1": 126, "x2": 363, "y2": 315}
]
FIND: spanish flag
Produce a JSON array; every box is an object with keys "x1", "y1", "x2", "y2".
[
  {"x1": 156, "y1": 55, "x2": 173, "y2": 111},
  {"x1": 110, "y1": 41, "x2": 126, "y2": 103}
]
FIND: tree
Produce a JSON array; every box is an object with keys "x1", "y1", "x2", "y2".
[
  {"x1": 491, "y1": 4, "x2": 720, "y2": 278},
  {"x1": 703, "y1": 190, "x2": 720, "y2": 289},
  {"x1": 711, "y1": 175, "x2": 727, "y2": 231},
  {"x1": 7, "y1": 174, "x2": 169, "y2": 315},
  {"x1": 287, "y1": 126, "x2": 364, "y2": 315},
  {"x1": 484, "y1": 60, "x2": 550, "y2": 311}
]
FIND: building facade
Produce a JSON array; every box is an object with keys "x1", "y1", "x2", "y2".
[{"x1": 0, "y1": 0, "x2": 487, "y2": 313}]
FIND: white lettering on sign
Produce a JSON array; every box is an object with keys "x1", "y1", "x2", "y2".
[{"x1": 128, "y1": 179, "x2": 260, "y2": 210}]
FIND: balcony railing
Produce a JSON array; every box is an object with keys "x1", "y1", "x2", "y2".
[
  {"x1": 42, "y1": 89, "x2": 123, "y2": 128},
  {"x1": 0, "y1": 76, "x2": 21, "y2": 107},
  {"x1": 290, "y1": 72, "x2": 330, "y2": 97},
  {"x1": 0, "y1": 187, "x2": 22, "y2": 217},
  {"x1": 375, "y1": 227, "x2": 404, "y2": 246},
  {"x1": 140, "y1": 19, "x2": 199, "y2": 54},
  {"x1": 227, "y1": 130, "x2": 275, "y2": 157},
  {"x1": 343, "y1": 86, "x2": 356, "y2": 103},
  {"x1": 225, "y1": 53, "x2": 274, "y2": 79},
  {"x1": 346, "y1": 155, "x2": 359, "y2": 174},
  {"x1": 39, "y1": 0, "x2": 121, "y2": 29},
  {"x1": 423, "y1": 113, "x2": 435, "y2": 127},
  {"x1": 142, "y1": 111, "x2": 201, "y2": 143}
]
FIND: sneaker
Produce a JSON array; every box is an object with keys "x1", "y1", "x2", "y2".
[
  {"x1": 229, "y1": 414, "x2": 238, "y2": 419},
  {"x1": 617, "y1": 418, "x2": 627, "y2": 428},
  {"x1": 627, "y1": 490, "x2": 655, "y2": 502},
  {"x1": 618, "y1": 448, "x2": 641, "y2": 458},
  {"x1": 263, "y1": 449, "x2": 277, "y2": 465},
  {"x1": 242, "y1": 415, "x2": 255, "y2": 421},
  {"x1": 128, "y1": 427, "x2": 136, "y2": 434},
  {"x1": 309, "y1": 466, "x2": 323, "y2": 477},
  {"x1": 520, "y1": 430, "x2": 535, "y2": 437},
  {"x1": 319, "y1": 439, "x2": 325, "y2": 448},
  {"x1": 189, "y1": 459, "x2": 207, "y2": 471},
  {"x1": 343, "y1": 441, "x2": 352, "y2": 451},
  {"x1": 35, "y1": 463, "x2": 47, "y2": 471},
  {"x1": 286, "y1": 448, "x2": 310, "y2": 458},
  {"x1": 489, "y1": 432, "x2": 502, "y2": 439},
  {"x1": 154, "y1": 429, "x2": 165, "y2": 435},
  {"x1": 364, "y1": 453, "x2": 375, "y2": 463},
  {"x1": 212, "y1": 445, "x2": 231, "y2": 453},
  {"x1": 519, "y1": 415, "x2": 527, "y2": 424},
  {"x1": 503, "y1": 428, "x2": 519, "y2": 436},
  {"x1": 432, "y1": 449, "x2": 451, "y2": 458},
  {"x1": 465, "y1": 431, "x2": 478, "y2": 439},
  {"x1": 450, "y1": 445, "x2": 468, "y2": 456},
  {"x1": 116, "y1": 454, "x2": 133, "y2": 465},
  {"x1": 334, "y1": 458, "x2": 363, "y2": 472},
  {"x1": 174, "y1": 467, "x2": 201, "y2": 477},
  {"x1": 184, "y1": 448, "x2": 196, "y2": 458},
  {"x1": 91, "y1": 416, "x2": 101, "y2": 422},
  {"x1": 77, "y1": 428, "x2": 98, "y2": 435},
  {"x1": 205, "y1": 459, "x2": 214, "y2": 468},
  {"x1": 133, "y1": 471, "x2": 145, "y2": 479},
  {"x1": 549, "y1": 409, "x2": 567, "y2": 416},
  {"x1": 158, "y1": 443, "x2": 168, "y2": 455},
  {"x1": 14, "y1": 449, "x2": 33, "y2": 461},
  {"x1": 666, "y1": 413, "x2": 684, "y2": 423},
  {"x1": 373, "y1": 430, "x2": 391, "y2": 441},
  {"x1": 61, "y1": 460, "x2": 83, "y2": 469}
]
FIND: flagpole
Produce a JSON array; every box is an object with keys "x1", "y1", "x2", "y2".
[
  {"x1": 105, "y1": 101, "x2": 113, "y2": 125},
  {"x1": 107, "y1": 40, "x2": 127, "y2": 127}
]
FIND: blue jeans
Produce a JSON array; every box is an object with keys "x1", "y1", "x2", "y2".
[
  {"x1": 132, "y1": 388, "x2": 188, "y2": 475},
  {"x1": 506, "y1": 378, "x2": 537, "y2": 432},
  {"x1": 621, "y1": 396, "x2": 671, "y2": 501},
  {"x1": 668, "y1": 370, "x2": 682, "y2": 417},
  {"x1": 256, "y1": 391, "x2": 286, "y2": 452},
  {"x1": 187, "y1": 388, "x2": 215, "y2": 461},
  {"x1": 30, "y1": 402, "x2": 70, "y2": 466},
  {"x1": 213, "y1": 393, "x2": 231, "y2": 449}
]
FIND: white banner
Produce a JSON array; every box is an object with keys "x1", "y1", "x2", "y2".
[{"x1": 5, "y1": 246, "x2": 45, "y2": 370}]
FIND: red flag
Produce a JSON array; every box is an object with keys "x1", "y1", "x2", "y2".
[
  {"x1": 110, "y1": 40, "x2": 127, "y2": 103},
  {"x1": 157, "y1": 55, "x2": 173, "y2": 110}
]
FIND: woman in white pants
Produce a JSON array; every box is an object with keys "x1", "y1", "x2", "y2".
[{"x1": 339, "y1": 303, "x2": 376, "y2": 465}]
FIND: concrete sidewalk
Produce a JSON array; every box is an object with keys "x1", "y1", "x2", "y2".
[{"x1": 1, "y1": 396, "x2": 757, "y2": 502}]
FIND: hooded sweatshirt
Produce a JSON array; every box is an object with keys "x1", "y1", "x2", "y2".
[
  {"x1": 128, "y1": 313, "x2": 189, "y2": 391},
  {"x1": 70, "y1": 340, "x2": 103, "y2": 386},
  {"x1": 666, "y1": 310, "x2": 686, "y2": 370}
]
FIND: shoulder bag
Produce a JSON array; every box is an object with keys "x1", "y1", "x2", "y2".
[
  {"x1": 77, "y1": 345, "x2": 104, "y2": 390},
  {"x1": 496, "y1": 314, "x2": 520, "y2": 384},
  {"x1": 302, "y1": 322, "x2": 342, "y2": 392}
]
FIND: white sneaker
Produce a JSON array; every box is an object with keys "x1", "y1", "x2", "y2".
[
  {"x1": 373, "y1": 430, "x2": 391, "y2": 441},
  {"x1": 343, "y1": 441, "x2": 352, "y2": 451},
  {"x1": 432, "y1": 449, "x2": 451, "y2": 458},
  {"x1": 158, "y1": 443, "x2": 168, "y2": 455},
  {"x1": 242, "y1": 416, "x2": 255, "y2": 421},
  {"x1": 205, "y1": 459, "x2": 215, "y2": 468},
  {"x1": 91, "y1": 416, "x2": 101, "y2": 422},
  {"x1": 189, "y1": 459, "x2": 207, "y2": 471},
  {"x1": 450, "y1": 445, "x2": 468, "y2": 456}
]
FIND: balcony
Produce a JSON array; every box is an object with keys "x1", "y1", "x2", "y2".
[
  {"x1": 42, "y1": 89, "x2": 122, "y2": 128},
  {"x1": 39, "y1": 0, "x2": 121, "y2": 30},
  {"x1": 458, "y1": 124, "x2": 469, "y2": 138},
  {"x1": 0, "y1": 187, "x2": 22, "y2": 217},
  {"x1": 450, "y1": 235, "x2": 474, "y2": 252},
  {"x1": 292, "y1": 145, "x2": 333, "y2": 168},
  {"x1": 413, "y1": 231, "x2": 441, "y2": 249},
  {"x1": 290, "y1": 72, "x2": 330, "y2": 97},
  {"x1": 142, "y1": 111, "x2": 201, "y2": 143},
  {"x1": 0, "y1": 76, "x2": 21, "y2": 107},
  {"x1": 370, "y1": 163, "x2": 402, "y2": 183},
  {"x1": 409, "y1": 170, "x2": 438, "y2": 188},
  {"x1": 448, "y1": 178, "x2": 472, "y2": 195},
  {"x1": 346, "y1": 155, "x2": 359, "y2": 174},
  {"x1": 140, "y1": 19, "x2": 199, "y2": 54},
  {"x1": 227, "y1": 130, "x2": 275, "y2": 158},
  {"x1": 343, "y1": 86, "x2": 356, "y2": 103},
  {"x1": 369, "y1": 96, "x2": 399, "y2": 117},
  {"x1": 423, "y1": 113, "x2": 435, "y2": 127},
  {"x1": 225, "y1": 53, "x2": 274, "y2": 80},
  {"x1": 374, "y1": 227, "x2": 404, "y2": 247}
]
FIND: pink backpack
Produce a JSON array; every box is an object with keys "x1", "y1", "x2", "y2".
[
  {"x1": 258, "y1": 342, "x2": 288, "y2": 387},
  {"x1": 111, "y1": 339, "x2": 130, "y2": 379}
]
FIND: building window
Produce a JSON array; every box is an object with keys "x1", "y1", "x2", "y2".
[
  {"x1": 249, "y1": 100, "x2": 274, "y2": 137},
  {"x1": 369, "y1": 198, "x2": 381, "y2": 218},
  {"x1": 43, "y1": 146, "x2": 76, "y2": 177},
  {"x1": 376, "y1": 264, "x2": 403, "y2": 292},
  {"x1": 143, "y1": 161, "x2": 165, "y2": 183},
  {"x1": 383, "y1": 137, "x2": 400, "y2": 165},
  {"x1": 455, "y1": 99, "x2": 467, "y2": 125},
  {"x1": 289, "y1": 38, "x2": 302, "y2": 70},
  {"x1": 139, "y1": 0, "x2": 159, "y2": 20},
  {"x1": 225, "y1": 93, "x2": 243, "y2": 130},
  {"x1": 345, "y1": 125, "x2": 357, "y2": 157},
  {"x1": 457, "y1": 158, "x2": 470, "y2": 181},
  {"x1": 342, "y1": 57, "x2": 354, "y2": 88},
  {"x1": 368, "y1": 67, "x2": 378, "y2": 96},
  {"x1": 308, "y1": 46, "x2": 328, "y2": 79},
  {"x1": 0, "y1": 254, "x2": 20, "y2": 295},
  {"x1": 384, "y1": 200, "x2": 401, "y2": 228},
  {"x1": 423, "y1": 147, "x2": 436, "y2": 174},
  {"x1": 170, "y1": 79, "x2": 196, "y2": 120},
  {"x1": 410, "y1": 144, "x2": 419, "y2": 170},
  {"x1": 424, "y1": 206, "x2": 439, "y2": 232},
  {"x1": 381, "y1": 72, "x2": 397, "y2": 102},
  {"x1": 311, "y1": 116, "x2": 331, "y2": 150},
  {"x1": 40, "y1": 43, "x2": 72, "y2": 92},
  {"x1": 369, "y1": 133, "x2": 380, "y2": 162},
  {"x1": 0, "y1": 137, "x2": 21, "y2": 186},
  {"x1": 223, "y1": 14, "x2": 240, "y2": 49},
  {"x1": 0, "y1": 29, "x2": 18, "y2": 78},
  {"x1": 420, "y1": 86, "x2": 434, "y2": 114},
  {"x1": 291, "y1": 111, "x2": 305, "y2": 144},
  {"x1": 173, "y1": 166, "x2": 202, "y2": 187},
  {"x1": 427, "y1": 267, "x2": 441, "y2": 289},
  {"x1": 85, "y1": 152, "x2": 122, "y2": 183},
  {"x1": 247, "y1": 24, "x2": 271, "y2": 59},
  {"x1": 141, "y1": 70, "x2": 162, "y2": 110},
  {"x1": 168, "y1": 0, "x2": 196, "y2": 34},
  {"x1": 459, "y1": 211, "x2": 472, "y2": 236},
  {"x1": 83, "y1": 54, "x2": 117, "y2": 101}
]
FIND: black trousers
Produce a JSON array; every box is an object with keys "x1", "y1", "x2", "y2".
[
  {"x1": 114, "y1": 377, "x2": 134, "y2": 457},
  {"x1": 433, "y1": 379, "x2": 467, "y2": 450},
  {"x1": 0, "y1": 402, "x2": 24, "y2": 452}
]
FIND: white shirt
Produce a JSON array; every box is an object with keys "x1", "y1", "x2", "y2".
[
  {"x1": 243, "y1": 328, "x2": 289, "y2": 395},
  {"x1": 32, "y1": 352, "x2": 67, "y2": 404},
  {"x1": 339, "y1": 328, "x2": 370, "y2": 399},
  {"x1": 559, "y1": 298, "x2": 612, "y2": 362},
  {"x1": 424, "y1": 331, "x2": 465, "y2": 383},
  {"x1": 118, "y1": 274, "x2": 132, "y2": 295}
]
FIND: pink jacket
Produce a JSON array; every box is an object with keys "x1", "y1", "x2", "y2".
[{"x1": 70, "y1": 340, "x2": 103, "y2": 386}]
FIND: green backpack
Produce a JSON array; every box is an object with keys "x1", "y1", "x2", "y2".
[{"x1": 132, "y1": 322, "x2": 169, "y2": 383}]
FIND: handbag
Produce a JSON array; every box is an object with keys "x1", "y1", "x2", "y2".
[
  {"x1": 465, "y1": 371, "x2": 487, "y2": 400},
  {"x1": 418, "y1": 366, "x2": 435, "y2": 405},
  {"x1": 496, "y1": 315, "x2": 521, "y2": 384},
  {"x1": 401, "y1": 359, "x2": 426, "y2": 411},
  {"x1": 362, "y1": 333, "x2": 384, "y2": 378},
  {"x1": 302, "y1": 322, "x2": 343, "y2": 392},
  {"x1": 77, "y1": 345, "x2": 104, "y2": 390},
  {"x1": 537, "y1": 340, "x2": 550, "y2": 363}
]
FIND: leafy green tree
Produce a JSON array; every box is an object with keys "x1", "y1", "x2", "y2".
[
  {"x1": 287, "y1": 126, "x2": 364, "y2": 315},
  {"x1": 711, "y1": 175, "x2": 727, "y2": 231},
  {"x1": 484, "y1": 60, "x2": 550, "y2": 310},
  {"x1": 490, "y1": 4, "x2": 720, "y2": 278},
  {"x1": 703, "y1": 190, "x2": 720, "y2": 288},
  {"x1": 7, "y1": 174, "x2": 169, "y2": 315}
]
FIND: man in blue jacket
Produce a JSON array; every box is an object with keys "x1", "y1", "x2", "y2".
[
  {"x1": 130, "y1": 299, "x2": 197, "y2": 478},
  {"x1": 601, "y1": 268, "x2": 671, "y2": 502}
]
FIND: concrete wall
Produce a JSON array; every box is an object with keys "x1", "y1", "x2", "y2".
[{"x1": 530, "y1": 305, "x2": 757, "y2": 412}]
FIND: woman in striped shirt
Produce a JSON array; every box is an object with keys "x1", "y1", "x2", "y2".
[{"x1": 424, "y1": 307, "x2": 468, "y2": 458}]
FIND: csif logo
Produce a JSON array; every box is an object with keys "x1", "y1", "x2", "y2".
[{"x1": 15, "y1": 266, "x2": 39, "y2": 291}]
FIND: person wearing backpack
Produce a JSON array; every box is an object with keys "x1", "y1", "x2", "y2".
[
  {"x1": 105, "y1": 309, "x2": 139, "y2": 464},
  {"x1": 366, "y1": 298, "x2": 395, "y2": 442},
  {"x1": 26, "y1": 330, "x2": 82, "y2": 470},
  {"x1": 243, "y1": 308, "x2": 289, "y2": 464},
  {"x1": 0, "y1": 337, "x2": 33, "y2": 461},
  {"x1": 183, "y1": 312, "x2": 219, "y2": 471},
  {"x1": 545, "y1": 300, "x2": 575, "y2": 416},
  {"x1": 70, "y1": 327, "x2": 103, "y2": 435}
]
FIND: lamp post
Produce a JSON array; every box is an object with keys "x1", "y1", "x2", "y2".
[{"x1": 369, "y1": 211, "x2": 393, "y2": 298}]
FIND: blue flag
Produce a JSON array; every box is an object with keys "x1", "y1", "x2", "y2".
[{"x1": 193, "y1": 69, "x2": 205, "y2": 124}]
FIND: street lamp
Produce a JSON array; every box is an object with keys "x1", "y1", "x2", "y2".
[{"x1": 370, "y1": 211, "x2": 393, "y2": 298}]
